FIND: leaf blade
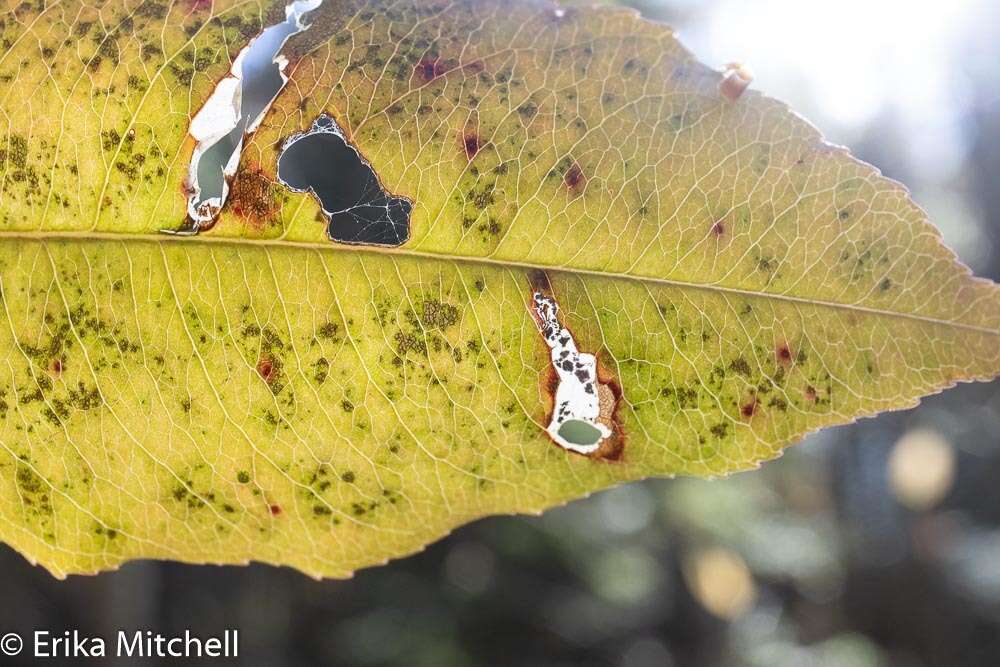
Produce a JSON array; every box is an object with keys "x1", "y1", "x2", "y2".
[{"x1": 0, "y1": 0, "x2": 997, "y2": 577}]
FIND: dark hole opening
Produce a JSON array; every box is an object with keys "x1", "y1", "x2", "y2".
[{"x1": 276, "y1": 115, "x2": 411, "y2": 246}]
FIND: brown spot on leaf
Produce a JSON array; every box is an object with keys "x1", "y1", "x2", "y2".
[
  {"x1": 463, "y1": 134, "x2": 480, "y2": 159},
  {"x1": 564, "y1": 162, "x2": 585, "y2": 190},
  {"x1": 741, "y1": 396, "x2": 758, "y2": 418},
  {"x1": 416, "y1": 58, "x2": 452, "y2": 82},
  {"x1": 269, "y1": 504, "x2": 282, "y2": 516},
  {"x1": 527, "y1": 269, "x2": 551, "y2": 294},
  {"x1": 228, "y1": 165, "x2": 278, "y2": 228},
  {"x1": 256, "y1": 356, "x2": 278, "y2": 384},
  {"x1": 415, "y1": 60, "x2": 435, "y2": 81},
  {"x1": 712, "y1": 220, "x2": 726, "y2": 236},
  {"x1": 592, "y1": 369, "x2": 626, "y2": 461},
  {"x1": 776, "y1": 344, "x2": 793, "y2": 364},
  {"x1": 462, "y1": 110, "x2": 482, "y2": 160}
]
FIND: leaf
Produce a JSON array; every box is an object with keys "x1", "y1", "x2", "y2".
[{"x1": 0, "y1": 0, "x2": 997, "y2": 578}]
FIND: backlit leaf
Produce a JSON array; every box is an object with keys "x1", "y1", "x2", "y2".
[{"x1": 0, "y1": 0, "x2": 997, "y2": 577}]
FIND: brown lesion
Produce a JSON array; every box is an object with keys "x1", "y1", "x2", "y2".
[
  {"x1": 563, "y1": 162, "x2": 584, "y2": 191},
  {"x1": 256, "y1": 354, "x2": 284, "y2": 393},
  {"x1": 775, "y1": 342, "x2": 794, "y2": 365},
  {"x1": 415, "y1": 57, "x2": 453, "y2": 83},
  {"x1": 592, "y1": 362, "x2": 625, "y2": 461},
  {"x1": 462, "y1": 109, "x2": 484, "y2": 160},
  {"x1": 463, "y1": 133, "x2": 480, "y2": 159},
  {"x1": 527, "y1": 269, "x2": 552, "y2": 294},
  {"x1": 227, "y1": 164, "x2": 280, "y2": 229}
]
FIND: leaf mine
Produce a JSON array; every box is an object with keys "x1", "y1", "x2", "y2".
[
  {"x1": 531, "y1": 291, "x2": 618, "y2": 456},
  {"x1": 182, "y1": 0, "x2": 322, "y2": 229}
]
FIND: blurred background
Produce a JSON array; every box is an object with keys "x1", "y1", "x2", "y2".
[{"x1": 3, "y1": 0, "x2": 1000, "y2": 664}]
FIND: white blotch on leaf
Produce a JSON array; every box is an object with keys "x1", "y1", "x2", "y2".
[
  {"x1": 184, "y1": 0, "x2": 322, "y2": 227},
  {"x1": 532, "y1": 292, "x2": 611, "y2": 454}
]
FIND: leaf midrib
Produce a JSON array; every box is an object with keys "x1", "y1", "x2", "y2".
[{"x1": 2, "y1": 229, "x2": 996, "y2": 337}]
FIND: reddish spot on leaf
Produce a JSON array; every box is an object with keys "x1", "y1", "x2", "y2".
[
  {"x1": 416, "y1": 58, "x2": 451, "y2": 82},
  {"x1": 257, "y1": 356, "x2": 276, "y2": 383},
  {"x1": 776, "y1": 344, "x2": 793, "y2": 364},
  {"x1": 188, "y1": 0, "x2": 213, "y2": 10},
  {"x1": 269, "y1": 504, "x2": 282, "y2": 516},
  {"x1": 711, "y1": 220, "x2": 726, "y2": 236},
  {"x1": 564, "y1": 163, "x2": 584, "y2": 190},
  {"x1": 741, "y1": 397, "x2": 758, "y2": 418},
  {"x1": 416, "y1": 59, "x2": 436, "y2": 81},
  {"x1": 49, "y1": 358, "x2": 63, "y2": 375},
  {"x1": 464, "y1": 134, "x2": 480, "y2": 159}
]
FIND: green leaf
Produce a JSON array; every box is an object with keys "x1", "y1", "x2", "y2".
[{"x1": 0, "y1": 0, "x2": 997, "y2": 578}]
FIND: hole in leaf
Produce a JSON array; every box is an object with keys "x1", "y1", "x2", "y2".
[
  {"x1": 557, "y1": 419, "x2": 604, "y2": 447},
  {"x1": 276, "y1": 114, "x2": 412, "y2": 246},
  {"x1": 182, "y1": 0, "x2": 323, "y2": 228}
]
